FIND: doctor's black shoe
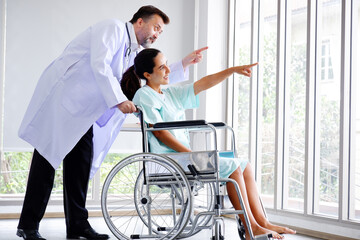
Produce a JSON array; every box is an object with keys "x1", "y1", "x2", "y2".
[
  {"x1": 66, "y1": 227, "x2": 109, "y2": 240},
  {"x1": 16, "y1": 229, "x2": 46, "y2": 240}
]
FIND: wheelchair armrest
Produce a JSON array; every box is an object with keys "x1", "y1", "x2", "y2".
[
  {"x1": 153, "y1": 120, "x2": 207, "y2": 128},
  {"x1": 208, "y1": 122, "x2": 226, "y2": 127}
]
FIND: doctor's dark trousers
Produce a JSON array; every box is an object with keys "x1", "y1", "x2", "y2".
[{"x1": 18, "y1": 126, "x2": 93, "y2": 231}]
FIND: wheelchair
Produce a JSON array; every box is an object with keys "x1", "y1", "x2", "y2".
[{"x1": 101, "y1": 110, "x2": 272, "y2": 240}]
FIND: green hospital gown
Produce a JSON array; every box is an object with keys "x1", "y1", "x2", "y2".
[{"x1": 133, "y1": 83, "x2": 248, "y2": 178}]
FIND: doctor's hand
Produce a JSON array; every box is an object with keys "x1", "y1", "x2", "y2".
[
  {"x1": 182, "y1": 46, "x2": 208, "y2": 69},
  {"x1": 117, "y1": 100, "x2": 137, "y2": 114}
]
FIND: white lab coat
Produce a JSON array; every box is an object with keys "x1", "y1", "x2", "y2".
[{"x1": 18, "y1": 19, "x2": 188, "y2": 178}]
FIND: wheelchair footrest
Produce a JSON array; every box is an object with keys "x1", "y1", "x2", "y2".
[
  {"x1": 254, "y1": 233, "x2": 272, "y2": 240},
  {"x1": 131, "y1": 234, "x2": 168, "y2": 239}
]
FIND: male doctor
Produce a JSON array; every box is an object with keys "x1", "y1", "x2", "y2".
[{"x1": 16, "y1": 5, "x2": 207, "y2": 240}]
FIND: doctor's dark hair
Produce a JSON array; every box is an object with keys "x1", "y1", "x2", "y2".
[
  {"x1": 130, "y1": 5, "x2": 170, "y2": 24},
  {"x1": 121, "y1": 48, "x2": 161, "y2": 100}
]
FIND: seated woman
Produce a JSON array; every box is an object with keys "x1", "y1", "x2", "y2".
[{"x1": 121, "y1": 48, "x2": 296, "y2": 239}]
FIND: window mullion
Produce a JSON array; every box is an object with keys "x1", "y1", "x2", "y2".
[
  {"x1": 349, "y1": 0, "x2": 359, "y2": 222},
  {"x1": 250, "y1": 0, "x2": 260, "y2": 180},
  {"x1": 305, "y1": 0, "x2": 317, "y2": 216},
  {"x1": 275, "y1": 0, "x2": 286, "y2": 211},
  {"x1": 227, "y1": 0, "x2": 235, "y2": 131},
  {"x1": 339, "y1": 0, "x2": 352, "y2": 222}
]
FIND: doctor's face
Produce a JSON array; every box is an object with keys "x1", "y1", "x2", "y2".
[{"x1": 137, "y1": 14, "x2": 164, "y2": 48}]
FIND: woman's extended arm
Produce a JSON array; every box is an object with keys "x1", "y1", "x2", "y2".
[
  {"x1": 193, "y1": 63, "x2": 258, "y2": 95},
  {"x1": 152, "y1": 130, "x2": 192, "y2": 152}
]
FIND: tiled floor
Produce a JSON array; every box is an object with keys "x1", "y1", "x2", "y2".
[{"x1": 0, "y1": 217, "x2": 322, "y2": 240}]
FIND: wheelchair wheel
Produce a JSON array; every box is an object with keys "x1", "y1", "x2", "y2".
[{"x1": 101, "y1": 153, "x2": 192, "y2": 240}]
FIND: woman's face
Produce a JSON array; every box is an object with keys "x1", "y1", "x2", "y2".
[{"x1": 146, "y1": 52, "x2": 171, "y2": 90}]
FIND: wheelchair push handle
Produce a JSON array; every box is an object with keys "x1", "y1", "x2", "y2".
[
  {"x1": 153, "y1": 120, "x2": 207, "y2": 128},
  {"x1": 208, "y1": 122, "x2": 226, "y2": 127},
  {"x1": 153, "y1": 121, "x2": 227, "y2": 129}
]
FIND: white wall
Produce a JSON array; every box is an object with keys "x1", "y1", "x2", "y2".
[
  {"x1": 0, "y1": 0, "x2": 200, "y2": 152},
  {"x1": 192, "y1": 0, "x2": 230, "y2": 151},
  {"x1": 196, "y1": 0, "x2": 229, "y2": 124}
]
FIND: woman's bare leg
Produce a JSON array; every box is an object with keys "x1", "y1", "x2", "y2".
[
  {"x1": 242, "y1": 164, "x2": 296, "y2": 235},
  {"x1": 226, "y1": 167, "x2": 283, "y2": 239}
]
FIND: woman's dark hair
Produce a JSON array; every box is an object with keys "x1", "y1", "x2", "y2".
[
  {"x1": 130, "y1": 5, "x2": 169, "y2": 24},
  {"x1": 121, "y1": 48, "x2": 161, "y2": 100}
]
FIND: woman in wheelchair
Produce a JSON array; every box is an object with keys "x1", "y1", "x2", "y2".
[{"x1": 121, "y1": 48, "x2": 296, "y2": 239}]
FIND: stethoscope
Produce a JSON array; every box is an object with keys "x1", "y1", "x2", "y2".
[
  {"x1": 122, "y1": 22, "x2": 133, "y2": 74},
  {"x1": 125, "y1": 22, "x2": 132, "y2": 59}
]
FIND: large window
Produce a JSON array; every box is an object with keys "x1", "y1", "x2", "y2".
[{"x1": 232, "y1": 0, "x2": 360, "y2": 236}]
